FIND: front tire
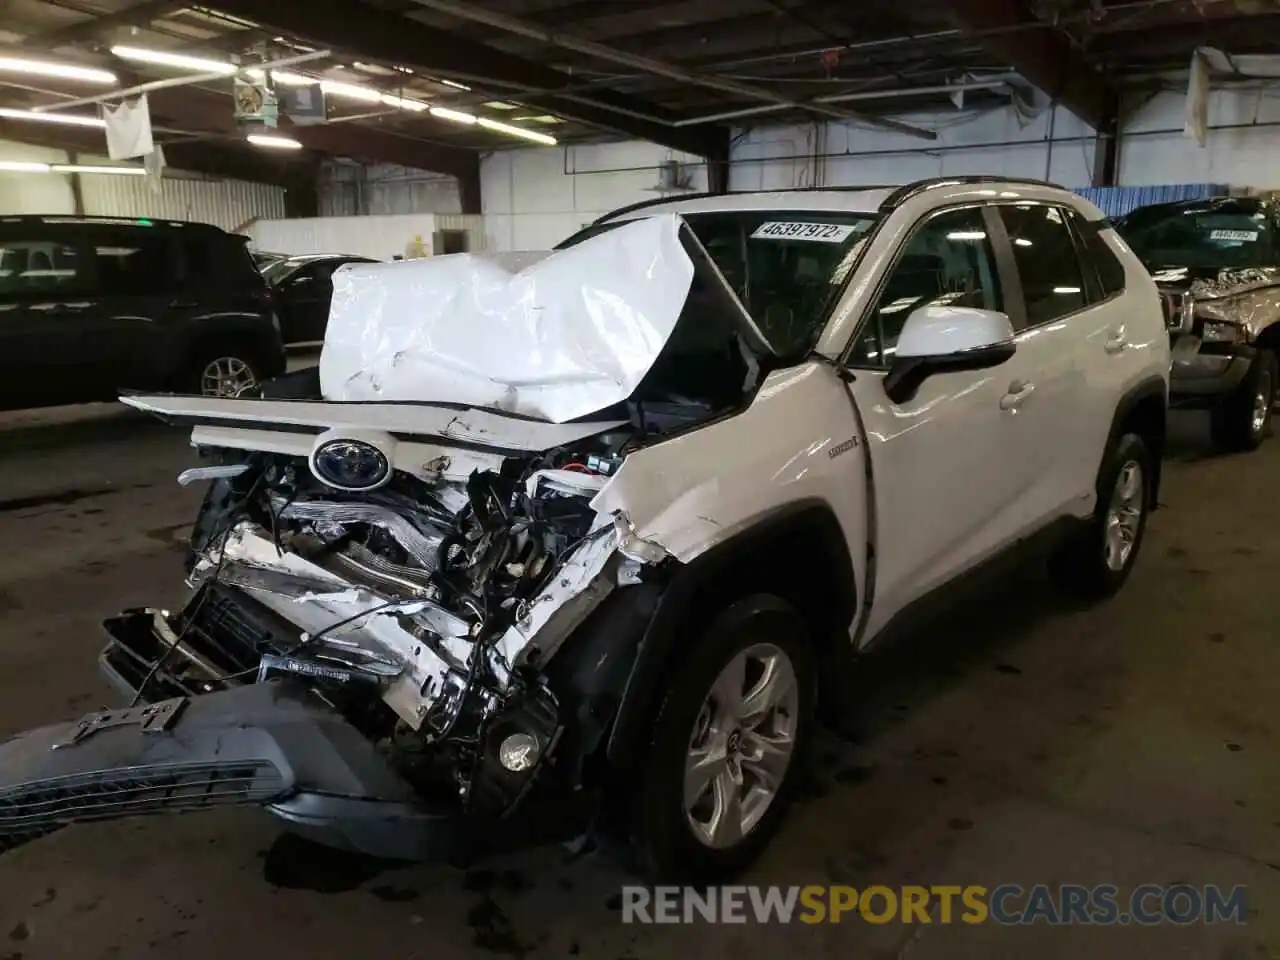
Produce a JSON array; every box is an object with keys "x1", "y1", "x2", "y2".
[
  {"x1": 1210, "y1": 348, "x2": 1276, "y2": 452},
  {"x1": 1050, "y1": 432, "x2": 1152, "y2": 601},
  {"x1": 628, "y1": 595, "x2": 814, "y2": 883}
]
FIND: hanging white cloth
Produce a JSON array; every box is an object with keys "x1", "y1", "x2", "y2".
[{"x1": 102, "y1": 94, "x2": 155, "y2": 160}]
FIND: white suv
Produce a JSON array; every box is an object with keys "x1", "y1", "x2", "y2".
[{"x1": 0, "y1": 177, "x2": 1169, "y2": 884}]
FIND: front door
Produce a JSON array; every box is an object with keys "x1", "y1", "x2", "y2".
[
  {"x1": 842, "y1": 204, "x2": 1040, "y2": 639},
  {"x1": 0, "y1": 224, "x2": 101, "y2": 410}
]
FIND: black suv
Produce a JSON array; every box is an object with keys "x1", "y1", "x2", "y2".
[
  {"x1": 0, "y1": 215, "x2": 286, "y2": 410},
  {"x1": 1112, "y1": 196, "x2": 1280, "y2": 451}
]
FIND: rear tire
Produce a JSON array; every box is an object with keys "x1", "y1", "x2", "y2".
[
  {"x1": 1050, "y1": 432, "x2": 1152, "y2": 601},
  {"x1": 1210, "y1": 348, "x2": 1276, "y2": 452},
  {"x1": 626, "y1": 595, "x2": 814, "y2": 884},
  {"x1": 182, "y1": 344, "x2": 267, "y2": 398}
]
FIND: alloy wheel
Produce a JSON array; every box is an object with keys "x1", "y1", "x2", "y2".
[
  {"x1": 201, "y1": 357, "x2": 257, "y2": 398},
  {"x1": 1103, "y1": 459, "x2": 1144, "y2": 573},
  {"x1": 683, "y1": 642, "x2": 799, "y2": 850}
]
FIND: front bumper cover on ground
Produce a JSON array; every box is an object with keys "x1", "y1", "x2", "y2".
[{"x1": 0, "y1": 681, "x2": 526, "y2": 862}]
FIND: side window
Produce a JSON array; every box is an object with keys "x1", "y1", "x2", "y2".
[
  {"x1": 1073, "y1": 217, "x2": 1126, "y2": 299},
  {"x1": 997, "y1": 205, "x2": 1088, "y2": 324},
  {"x1": 93, "y1": 229, "x2": 176, "y2": 297},
  {"x1": 0, "y1": 237, "x2": 85, "y2": 298},
  {"x1": 852, "y1": 206, "x2": 1002, "y2": 367}
]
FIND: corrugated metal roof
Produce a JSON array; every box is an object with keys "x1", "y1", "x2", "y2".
[
  {"x1": 1073, "y1": 183, "x2": 1231, "y2": 219},
  {"x1": 80, "y1": 173, "x2": 286, "y2": 232}
]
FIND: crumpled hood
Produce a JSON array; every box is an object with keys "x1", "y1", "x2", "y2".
[{"x1": 318, "y1": 214, "x2": 696, "y2": 424}]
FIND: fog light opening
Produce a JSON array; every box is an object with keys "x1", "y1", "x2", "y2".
[{"x1": 498, "y1": 732, "x2": 541, "y2": 773}]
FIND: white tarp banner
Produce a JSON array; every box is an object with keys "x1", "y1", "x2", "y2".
[
  {"x1": 102, "y1": 94, "x2": 155, "y2": 160},
  {"x1": 319, "y1": 213, "x2": 695, "y2": 423}
]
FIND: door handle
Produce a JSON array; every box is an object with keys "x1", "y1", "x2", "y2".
[
  {"x1": 1000, "y1": 380, "x2": 1035, "y2": 411},
  {"x1": 1104, "y1": 329, "x2": 1128, "y2": 354}
]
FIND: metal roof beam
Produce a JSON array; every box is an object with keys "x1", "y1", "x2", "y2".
[
  {"x1": 203, "y1": 0, "x2": 732, "y2": 157},
  {"x1": 938, "y1": 0, "x2": 1115, "y2": 130},
  {"x1": 20, "y1": 1, "x2": 189, "y2": 49}
]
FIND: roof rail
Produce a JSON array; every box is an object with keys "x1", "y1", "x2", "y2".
[
  {"x1": 591, "y1": 184, "x2": 900, "y2": 226},
  {"x1": 878, "y1": 176, "x2": 1063, "y2": 212}
]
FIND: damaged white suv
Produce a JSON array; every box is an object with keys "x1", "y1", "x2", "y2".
[{"x1": 0, "y1": 177, "x2": 1169, "y2": 882}]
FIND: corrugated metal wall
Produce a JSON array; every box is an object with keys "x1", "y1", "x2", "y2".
[
  {"x1": 80, "y1": 173, "x2": 286, "y2": 231},
  {"x1": 319, "y1": 161, "x2": 463, "y2": 217},
  {"x1": 249, "y1": 213, "x2": 440, "y2": 259},
  {"x1": 1072, "y1": 183, "x2": 1232, "y2": 219}
]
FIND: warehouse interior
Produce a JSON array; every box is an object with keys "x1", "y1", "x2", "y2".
[{"x1": 0, "y1": 1, "x2": 1278, "y2": 958}]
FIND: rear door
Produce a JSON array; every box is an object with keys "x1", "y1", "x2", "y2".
[
  {"x1": 992, "y1": 203, "x2": 1131, "y2": 525},
  {"x1": 0, "y1": 222, "x2": 100, "y2": 409}
]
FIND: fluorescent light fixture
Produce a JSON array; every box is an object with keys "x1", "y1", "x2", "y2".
[
  {"x1": 52, "y1": 164, "x2": 146, "y2": 175},
  {"x1": 320, "y1": 79, "x2": 382, "y2": 103},
  {"x1": 1053, "y1": 286, "x2": 1082, "y2": 294},
  {"x1": 946, "y1": 231, "x2": 987, "y2": 241},
  {"x1": 111, "y1": 45, "x2": 238, "y2": 76},
  {"x1": 439, "y1": 78, "x2": 470, "y2": 90},
  {"x1": 0, "y1": 161, "x2": 52, "y2": 172},
  {"x1": 482, "y1": 101, "x2": 520, "y2": 111},
  {"x1": 380, "y1": 94, "x2": 428, "y2": 112},
  {"x1": 245, "y1": 67, "x2": 317, "y2": 86},
  {"x1": 477, "y1": 117, "x2": 556, "y2": 145},
  {"x1": 0, "y1": 56, "x2": 116, "y2": 85},
  {"x1": 0, "y1": 106, "x2": 106, "y2": 128},
  {"x1": 430, "y1": 106, "x2": 477, "y2": 125},
  {"x1": 247, "y1": 133, "x2": 303, "y2": 150},
  {"x1": 1014, "y1": 237, "x2": 1033, "y2": 246}
]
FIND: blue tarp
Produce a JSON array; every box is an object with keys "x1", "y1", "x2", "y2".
[{"x1": 1072, "y1": 183, "x2": 1231, "y2": 220}]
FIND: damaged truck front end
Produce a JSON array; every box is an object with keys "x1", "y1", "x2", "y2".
[{"x1": 0, "y1": 212, "x2": 770, "y2": 863}]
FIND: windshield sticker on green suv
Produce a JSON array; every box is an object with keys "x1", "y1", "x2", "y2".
[
  {"x1": 1210, "y1": 229, "x2": 1258, "y2": 242},
  {"x1": 751, "y1": 221, "x2": 858, "y2": 243}
]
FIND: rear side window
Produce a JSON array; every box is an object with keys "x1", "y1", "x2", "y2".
[
  {"x1": 91, "y1": 228, "x2": 176, "y2": 297},
  {"x1": 997, "y1": 205, "x2": 1088, "y2": 325},
  {"x1": 0, "y1": 236, "x2": 85, "y2": 297},
  {"x1": 1074, "y1": 218, "x2": 1126, "y2": 299},
  {"x1": 181, "y1": 229, "x2": 262, "y2": 288}
]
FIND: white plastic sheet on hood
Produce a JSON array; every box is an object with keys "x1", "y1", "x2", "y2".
[{"x1": 319, "y1": 214, "x2": 695, "y2": 423}]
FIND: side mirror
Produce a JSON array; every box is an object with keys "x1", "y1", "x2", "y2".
[{"x1": 883, "y1": 305, "x2": 1016, "y2": 404}]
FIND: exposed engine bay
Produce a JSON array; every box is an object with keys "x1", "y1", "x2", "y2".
[{"x1": 102, "y1": 420, "x2": 664, "y2": 816}]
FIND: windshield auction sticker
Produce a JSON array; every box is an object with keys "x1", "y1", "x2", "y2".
[
  {"x1": 1209, "y1": 229, "x2": 1258, "y2": 242},
  {"x1": 751, "y1": 221, "x2": 858, "y2": 242}
]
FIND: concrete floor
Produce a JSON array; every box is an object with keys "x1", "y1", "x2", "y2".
[{"x1": 0, "y1": 404, "x2": 1275, "y2": 960}]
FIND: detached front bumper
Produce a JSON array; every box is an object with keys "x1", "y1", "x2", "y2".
[
  {"x1": 1169, "y1": 339, "x2": 1254, "y2": 407},
  {"x1": 0, "y1": 682, "x2": 478, "y2": 860},
  {"x1": 0, "y1": 596, "x2": 593, "y2": 864}
]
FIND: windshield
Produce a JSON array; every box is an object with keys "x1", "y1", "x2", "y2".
[
  {"x1": 1114, "y1": 202, "x2": 1278, "y2": 270},
  {"x1": 261, "y1": 258, "x2": 303, "y2": 285},
  {"x1": 559, "y1": 210, "x2": 878, "y2": 356}
]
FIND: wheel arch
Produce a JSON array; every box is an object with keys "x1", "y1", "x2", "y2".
[
  {"x1": 1107, "y1": 375, "x2": 1168, "y2": 508},
  {"x1": 601, "y1": 498, "x2": 857, "y2": 772}
]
